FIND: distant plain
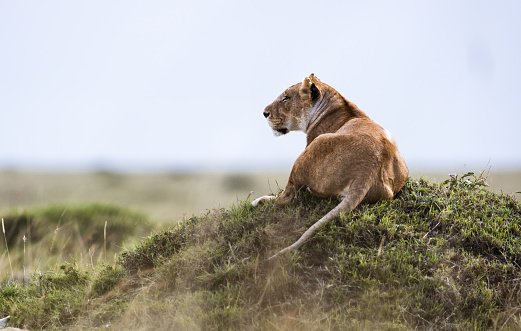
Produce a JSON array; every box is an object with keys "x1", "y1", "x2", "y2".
[{"x1": 1, "y1": 170, "x2": 519, "y2": 224}]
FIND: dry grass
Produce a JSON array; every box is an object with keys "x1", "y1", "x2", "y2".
[{"x1": 0, "y1": 204, "x2": 154, "y2": 283}]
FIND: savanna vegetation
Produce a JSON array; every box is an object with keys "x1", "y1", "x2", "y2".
[{"x1": 0, "y1": 173, "x2": 520, "y2": 330}]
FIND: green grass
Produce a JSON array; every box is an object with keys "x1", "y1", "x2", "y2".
[
  {"x1": 0, "y1": 204, "x2": 156, "y2": 283},
  {"x1": 1, "y1": 176, "x2": 521, "y2": 330}
]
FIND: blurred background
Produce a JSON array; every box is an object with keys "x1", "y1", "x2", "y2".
[{"x1": 1, "y1": 1, "x2": 520, "y2": 223}]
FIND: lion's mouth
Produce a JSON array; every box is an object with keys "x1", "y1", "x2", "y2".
[{"x1": 276, "y1": 128, "x2": 289, "y2": 135}]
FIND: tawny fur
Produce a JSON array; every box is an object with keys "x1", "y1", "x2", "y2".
[{"x1": 253, "y1": 74, "x2": 408, "y2": 260}]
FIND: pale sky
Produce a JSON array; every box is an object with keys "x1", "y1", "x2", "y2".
[{"x1": 1, "y1": 1, "x2": 520, "y2": 172}]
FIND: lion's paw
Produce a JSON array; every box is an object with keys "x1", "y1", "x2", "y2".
[{"x1": 251, "y1": 195, "x2": 275, "y2": 207}]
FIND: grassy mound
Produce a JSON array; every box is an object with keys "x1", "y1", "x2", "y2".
[{"x1": 1, "y1": 176, "x2": 520, "y2": 330}]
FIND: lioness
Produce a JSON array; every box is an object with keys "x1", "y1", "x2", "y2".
[{"x1": 253, "y1": 74, "x2": 408, "y2": 259}]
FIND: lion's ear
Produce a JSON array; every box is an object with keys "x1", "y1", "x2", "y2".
[
  {"x1": 308, "y1": 73, "x2": 320, "y2": 82},
  {"x1": 299, "y1": 74, "x2": 321, "y2": 107}
]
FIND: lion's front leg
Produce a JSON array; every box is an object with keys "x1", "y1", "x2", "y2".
[
  {"x1": 251, "y1": 182, "x2": 297, "y2": 207},
  {"x1": 251, "y1": 195, "x2": 276, "y2": 207}
]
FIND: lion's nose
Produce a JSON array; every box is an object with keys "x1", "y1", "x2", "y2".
[{"x1": 263, "y1": 111, "x2": 270, "y2": 118}]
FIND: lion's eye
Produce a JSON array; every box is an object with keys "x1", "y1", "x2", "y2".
[{"x1": 281, "y1": 96, "x2": 289, "y2": 102}]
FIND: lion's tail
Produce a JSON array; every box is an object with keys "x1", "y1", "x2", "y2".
[{"x1": 268, "y1": 181, "x2": 371, "y2": 260}]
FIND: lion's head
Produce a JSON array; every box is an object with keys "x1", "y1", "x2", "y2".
[{"x1": 262, "y1": 74, "x2": 322, "y2": 136}]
